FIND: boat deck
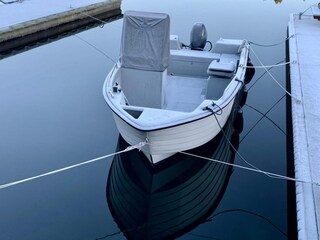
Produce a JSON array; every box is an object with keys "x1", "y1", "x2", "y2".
[
  {"x1": 165, "y1": 75, "x2": 207, "y2": 112},
  {"x1": 288, "y1": 13, "x2": 320, "y2": 240},
  {"x1": 165, "y1": 74, "x2": 232, "y2": 112}
]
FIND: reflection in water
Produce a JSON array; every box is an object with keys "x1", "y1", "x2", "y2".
[
  {"x1": 106, "y1": 105, "x2": 243, "y2": 239},
  {"x1": 0, "y1": 14, "x2": 122, "y2": 60}
]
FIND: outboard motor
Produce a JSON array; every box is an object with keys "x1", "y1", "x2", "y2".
[{"x1": 190, "y1": 23, "x2": 207, "y2": 50}]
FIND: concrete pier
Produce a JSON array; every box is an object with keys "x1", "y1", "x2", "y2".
[
  {"x1": 287, "y1": 13, "x2": 320, "y2": 240},
  {"x1": 0, "y1": 0, "x2": 121, "y2": 55}
]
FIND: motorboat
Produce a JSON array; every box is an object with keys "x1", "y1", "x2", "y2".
[{"x1": 103, "y1": 10, "x2": 251, "y2": 164}]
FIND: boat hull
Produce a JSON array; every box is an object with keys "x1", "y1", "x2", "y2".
[
  {"x1": 113, "y1": 98, "x2": 235, "y2": 164},
  {"x1": 106, "y1": 118, "x2": 237, "y2": 239}
]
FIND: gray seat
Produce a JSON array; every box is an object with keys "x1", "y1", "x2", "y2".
[{"x1": 207, "y1": 60, "x2": 236, "y2": 78}]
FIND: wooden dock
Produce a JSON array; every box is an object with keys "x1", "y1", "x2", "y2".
[
  {"x1": 0, "y1": 0, "x2": 121, "y2": 55},
  {"x1": 287, "y1": 13, "x2": 320, "y2": 240}
]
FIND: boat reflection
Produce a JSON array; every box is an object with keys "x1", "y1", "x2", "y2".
[{"x1": 106, "y1": 108, "x2": 242, "y2": 240}]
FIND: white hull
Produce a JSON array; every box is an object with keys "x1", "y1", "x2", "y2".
[{"x1": 113, "y1": 99, "x2": 234, "y2": 164}]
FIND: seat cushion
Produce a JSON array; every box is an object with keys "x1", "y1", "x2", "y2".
[{"x1": 207, "y1": 60, "x2": 236, "y2": 78}]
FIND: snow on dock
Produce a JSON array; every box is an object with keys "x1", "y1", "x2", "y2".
[
  {"x1": 288, "y1": 13, "x2": 320, "y2": 240},
  {"x1": 0, "y1": 0, "x2": 121, "y2": 54}
]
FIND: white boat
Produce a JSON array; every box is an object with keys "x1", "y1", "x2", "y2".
[{"x1": 103, "y1": 10, "x2": 250, "y2": 164}]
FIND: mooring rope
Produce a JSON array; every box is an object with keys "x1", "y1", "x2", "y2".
[
  {"x1": 240, "y1": 95, "x2": 286, "y2": 143},
  {"x1": 203, "y1": 105, "x2": 269, "y2": 178},
  {"x1": 244, "y1": 61, "x2": 293, "y2": 69},
  {"x1": 298, "y1": 4, "x2": 317, "y2": 19},
  {"x1": 247, "y1": 59, "x2": 285, "y2": 92},
  {"x1": 69, "y1": 5, "x2": 110, "y2": 25},
  {"x1": 179, "y1": 151, "x2": 319, "y2": 186},
  {"x1": 213, "y1": 114, "x2": 280, "y2": 179},
  {"x1": 178, "y1": 108, "x2": 320, "y2": 186},
  {"x1": 250, "y1": 47, "x2": 301, "y2": 103},
  {"x1": 69, "y1": 5, "x2": 119, "y2": 63},
  {"x1": 249, "y1": 34, "x2": 294, "y2": 47},
  {"x1": 74, "y1": 34, "x2": 116, "y2": 63},
  {"x1": 0, "y1": 141, "x2": 147, "y2": 190}
]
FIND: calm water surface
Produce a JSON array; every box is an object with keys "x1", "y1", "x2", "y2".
[{"x1": 0, "y1": 0, "x2": 314, "y2": 239}]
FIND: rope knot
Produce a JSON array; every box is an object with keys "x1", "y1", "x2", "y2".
[
  {"x1": 124, "y1": 141, "x2": 148, "y2": 152},
  {"x1": 203, "y1": 102, "x2": 223, "y2": 115}
]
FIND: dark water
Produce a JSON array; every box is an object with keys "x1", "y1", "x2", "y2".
[{"x1": 0, "y1": 0, "x2": 310, "y2": 239}]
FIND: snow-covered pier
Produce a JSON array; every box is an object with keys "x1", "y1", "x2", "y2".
[
  {"x1": 287, "y1": 13, "x2": 320, "y2": 240},
  {"x1": 0, "y1": 0, "x2": 121, "y2": 55}
]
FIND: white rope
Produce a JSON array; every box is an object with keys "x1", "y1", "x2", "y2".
[
  {"x1": 250, "y1": 47, "x2": 301, "y2": 103},
  {"x1": 74, "y1": 34, "x2": 116, "y2": 63},
  {"x1": 244, "y1": 61, "x2": 294, "y2": 69},
  {"x1": 0, "y1": 141, "x2": 147, "y2": 190},
  {"x1": 69, "y1": 5, "x2": 109, "y2": 25},
  {"x1": 298, "y1": 4, "x2": 317, "y2": 19},
  {"x1": 69, "y1": 5, "x2": 117, "y2": 63},
  {"x1": 212, "y1": 114, "x2": 283, "y2": 180},
  {"x1": 179, "y1": 151, "x2": 320, "y2": 187},
  {"x1": 191, "y1": 113, "x2": 320, "y2": 187},
  {"x1": 249, "y1": 34, "x2": 294, "y2": 47}
]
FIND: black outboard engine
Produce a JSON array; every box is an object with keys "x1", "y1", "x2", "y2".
[{"x1": 190, "y1": 23, "x2": 207, "y2": 50}]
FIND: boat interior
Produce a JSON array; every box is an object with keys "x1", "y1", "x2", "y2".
[
  {"x1": 112, "y1": 12, "x2": 245, "y2": 116},
  {"x1": 166, "y1": 46, "x2": 240, "y2": 112},
  {"x1": 118, "y1": 38, "x2": 242, "y2": 114}
]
